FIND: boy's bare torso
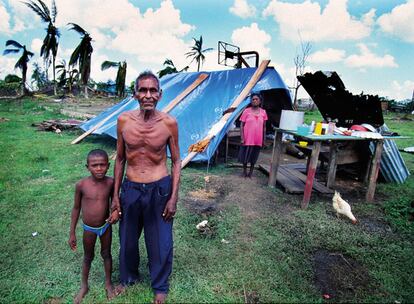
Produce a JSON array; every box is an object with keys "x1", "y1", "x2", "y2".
[
  {"x1": 120, "y1": 110, "x2": 173, "y2": 183},
  {"x1": 78, "y1": 176, "x2": 113, "y2": 226}
]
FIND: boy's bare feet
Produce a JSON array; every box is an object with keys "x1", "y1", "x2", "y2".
[
  {"x1": 105, "y1": 284, "x2": 120, "y2": 300},
  {"x1": 74, "y1": 285, "x2": 89, "y2": 304},
  {"x1": 153, "y1": 293, "x2": 167, "y2": 304}
]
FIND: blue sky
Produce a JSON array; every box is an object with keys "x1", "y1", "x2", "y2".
[{"x1": 1, "y1": 0, "x2": 413, "y2": 100}]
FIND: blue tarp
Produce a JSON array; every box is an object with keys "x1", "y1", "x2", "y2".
[{"x1": 80, "y1": 67, "x2": 291, "y2": 162}]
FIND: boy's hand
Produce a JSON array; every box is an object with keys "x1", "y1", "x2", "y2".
[
  {"x1": 68, "y1": 235, "x2": 77, "y2": 251},
  {"x1": 107, "y1": 209, "x2": 121, "y2": 224}
]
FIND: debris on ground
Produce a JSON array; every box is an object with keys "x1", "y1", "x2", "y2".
[
  {"x1": 196, "y1": 220, "x2": 209, "y2": 230},
  {"x1": 32, "y1": 119, "x2": 84, "y2": 132},
  {"x1": 188, "y1": 189, "x2": 219, "y2": 200},
  {"x1": 0, "y1": 117, "x2": 10, "y2": 122}
]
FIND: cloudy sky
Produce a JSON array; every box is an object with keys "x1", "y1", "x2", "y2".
[{"x1": 1, "y1": 0, "x2": 413, "y2": 100}]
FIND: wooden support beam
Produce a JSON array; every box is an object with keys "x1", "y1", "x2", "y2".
[
  {"x1": 302, "y1": 141, "x2": 321, "y2": 209},
  {"x1": 326, "y1": 141, "x2": 338, "y2": 188},
  {"x1": 366, "y1": 140, "x2": 384, "y2": 202},
  {"x1": 268, "y1": 130, "x2": 283, "y2": 187},
  {"x1": 71, "y1": 73, "x2": 209, "y2": 145}
]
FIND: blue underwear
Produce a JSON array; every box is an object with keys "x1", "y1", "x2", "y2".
[{"x1": 83, "y1": 222, "x2": 110, "y2": 237}]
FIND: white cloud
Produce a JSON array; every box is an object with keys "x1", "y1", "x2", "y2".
[
  {"x1": 263, "y1": 0, "x2": 375, "y2": 42},
  {"x1": 0, "y1": 1, "x2": 11, "y2": 34},
  {"x1": 0, "y1": 56, "x2": 17, "y2": 78},
  {"x1": 309, "y1": 48, "x2": 346, "y2": 63},
  {"x1": 31, "y1": 38, "x2": 43, "y2": 54},
  {"x1": 377, "y1": 0, "x2": 414, "y2": 43},
  {"x1": 377, "y1": 80, "x2": 414, "y2": 100},
  {"x1": 231, "y1": 23, "x2": 271, "y2": 60},
  {"x1": 344, "y1": 43, "x2": 398, "y2": 68},
  {"x1": 229, "y1": 0, "x2": 257, "y2": 18}
]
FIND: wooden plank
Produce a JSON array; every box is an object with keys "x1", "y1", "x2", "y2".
[
  {"x1": 161, "y1": 73, "x2": 209, "y2": 113},
  {"x1": 302, "y1": 141, "x2": 321, "y2": 209},
  {"x1": 281, "y1": 166, "x2": 334, "y2": 194},
  {"x1": 366, "y1": 140, "x2": 384, "y2": 202},
  {"x1": 268, "y1": 130, "x2": 283, "y2": 187},
  {"x1": 260, "y1": 164, "x2": 304, "y2": 193},
  {"x1": 181, "y1": 60, "x2": 271, "y2": 168}
]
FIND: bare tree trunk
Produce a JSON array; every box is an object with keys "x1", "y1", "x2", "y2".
[
  {"x1": 84, "y1": 85, "x2": 88, "y2": 99},
  {"x1": 53, "y1": 56, "x2": 57, "y2": 95}
]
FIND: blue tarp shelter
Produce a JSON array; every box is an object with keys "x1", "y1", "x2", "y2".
[{"x1": 80, "y1": 67, "x2": 292, "y2": 163}]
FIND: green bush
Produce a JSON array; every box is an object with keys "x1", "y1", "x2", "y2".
[{"x1": 0, "y1": 81, "x2": 20, "y2": 96}]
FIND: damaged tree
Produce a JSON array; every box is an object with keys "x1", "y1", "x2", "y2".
[{"x1": 292, "y1": 39, "x2": 312, "y2": 110}]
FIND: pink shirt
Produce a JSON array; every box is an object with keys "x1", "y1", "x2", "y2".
[{"x1": 240, "y1": 107, "x2": 268, "y2": 146}]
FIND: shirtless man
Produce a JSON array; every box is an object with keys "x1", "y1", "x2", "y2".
[{"x1": 109, "y1": 71, "x2": 180, "y2": 304}]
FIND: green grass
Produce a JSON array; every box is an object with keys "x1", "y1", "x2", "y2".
[{"x1": 1, "y1": 100, "x2": 413, "y2": 303}]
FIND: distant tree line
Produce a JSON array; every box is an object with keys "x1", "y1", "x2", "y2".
[{"x1": 2, "y1": 0, "x2": 214, "y2": 98}]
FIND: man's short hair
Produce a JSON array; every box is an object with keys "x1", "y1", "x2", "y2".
[
  {"x1": 134, "y1": 70, "x2": 160, "y2": 92},
  {"x1": 87, "y1": 149, "x2": 109, "y2": 163}
]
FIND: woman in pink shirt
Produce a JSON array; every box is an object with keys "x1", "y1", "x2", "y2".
[{"x1": 238, "y1": 93, "x2": 268, "y2": 177}]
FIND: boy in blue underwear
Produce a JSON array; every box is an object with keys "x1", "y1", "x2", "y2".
[{"x1": 68, "y1": 149, "x2": 120, "y2": 303}]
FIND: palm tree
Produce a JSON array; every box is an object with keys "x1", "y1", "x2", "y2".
[
  {"x1": 3, "y1": 40, "x2": 34, "y2": 95},
  {"x1": 185, "y1": 36, "x2": 213, "y2": 72},
  {"x1": 24, "y1": 0, "x2": 59, "y2": 95},
  {"x1": 56, "y1": 60, "x2": 79, "y2": 95},
  {"x1": 101, "y1": 60, "x2": 127, "y2": 97},
  {"x1": 68, "y1": 23, "x2": 93, "y2": 98},
  {"x1": 31, "y1": 62, "x2": 48, "y2": 90},
  {"x1": 157, "y1": 59, "x2": 189, "y2": 78}
]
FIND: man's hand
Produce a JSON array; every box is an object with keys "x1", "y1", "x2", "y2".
[
  {"x1": 68, "y1": 234, "x2": 77, "y2": 251},
  {"x1": 107, "y1": 209, "x2": 121, "y2": 224},
  {"x1": 162, "y1": 199, "x2": 177, "y2": 221}
]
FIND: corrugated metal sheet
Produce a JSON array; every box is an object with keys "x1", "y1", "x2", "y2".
[{"x1": 369, "y1": 124, "x2": 410, "y2": 184}]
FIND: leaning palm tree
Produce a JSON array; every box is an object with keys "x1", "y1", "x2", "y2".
[
  {"x1": 185, "y1": 36, "x2": 213, "y2": 72},
  {"x1": 157, "y1": 59, "x2": 189, "y2": 78},
  {"x1": 101, "y1": 60, "x2": 127, "y2": 97},
  {"x1": 24, "y1": 0, "x2": 59, "y2": 95},
  {"x1": 68, "y1": 23, "x2": 93, "y2": 98},
  {"x1": 3, "y1": 40, "x2": 34, "y2": 95}
]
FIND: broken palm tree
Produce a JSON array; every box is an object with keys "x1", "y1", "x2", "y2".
[
  {"x1": 182, "y1": 60, "x2": 271, "y2": 168},
  {"x1": 71, "y1": 73, "x2": 209, "y2": 144},
  {"x1": 33, "y1": 119, "x2": 84, "y2": 132}
]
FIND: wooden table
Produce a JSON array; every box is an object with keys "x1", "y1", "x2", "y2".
[{"x1": 268, "y1": 128, "x2": 386, "y2": 209}]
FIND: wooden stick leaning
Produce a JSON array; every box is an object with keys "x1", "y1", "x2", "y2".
[
  {"x1": 162, "y1": 73, "x2": 208, "y2": 113},
  {"x1": 71, "y1": 100, "x2": 131, "y2": 144},
  {"x1": 71, "y1": 73, "x2": 209, "y2": 144},
  {"x1": 181, "y1": 60, "x2": 271, "y2": 168}
]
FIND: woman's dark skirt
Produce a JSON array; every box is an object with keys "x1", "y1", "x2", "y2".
[{"x1": 238, "y1": 145, "x2": 261, "y2": 165}]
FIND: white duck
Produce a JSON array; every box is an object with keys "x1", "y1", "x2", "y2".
[{"x1": 332, "y1": 191, "x2": 357, "y2": 224}]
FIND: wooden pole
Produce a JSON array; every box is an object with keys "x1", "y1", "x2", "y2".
[
  {"x1": 326, "y1": 141, "x2": 338, "y2": 188},
  {"x1": 366, "y1": 139, "x2": 384, "y2": 202},
  {"x1": 181, "y1": 59, "x2": 271, "y2": 168},
  {"x1": 302, "y1": 141, "x2": 321, "y2": 209},
  {"x1": 268, "y1": 130, "x2": 283, "y2": 187},
  {"x1": 162, "y1": 73, "x2": 208, "y2": 113},
  {"x1": 71, "y1": 73, "x2": 209, "y2": 144},
  {"x1": 71, "y1": 100, "x2": 131, "y2": 144}
]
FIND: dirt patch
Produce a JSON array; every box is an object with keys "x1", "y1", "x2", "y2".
[
  {"x1": 182, "y1": 170, "x2": 296, "y2": 219},
  {"x1": 359, "y1": 217, "x2": 393, "y2": 236},
  {"x1": 312, "y1": 249, "x2": 373, "y2": 301}
]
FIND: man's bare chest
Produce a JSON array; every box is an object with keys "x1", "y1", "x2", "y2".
[{"x1": 122, "y1": 121, "x2": 170, "y2": 151}]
